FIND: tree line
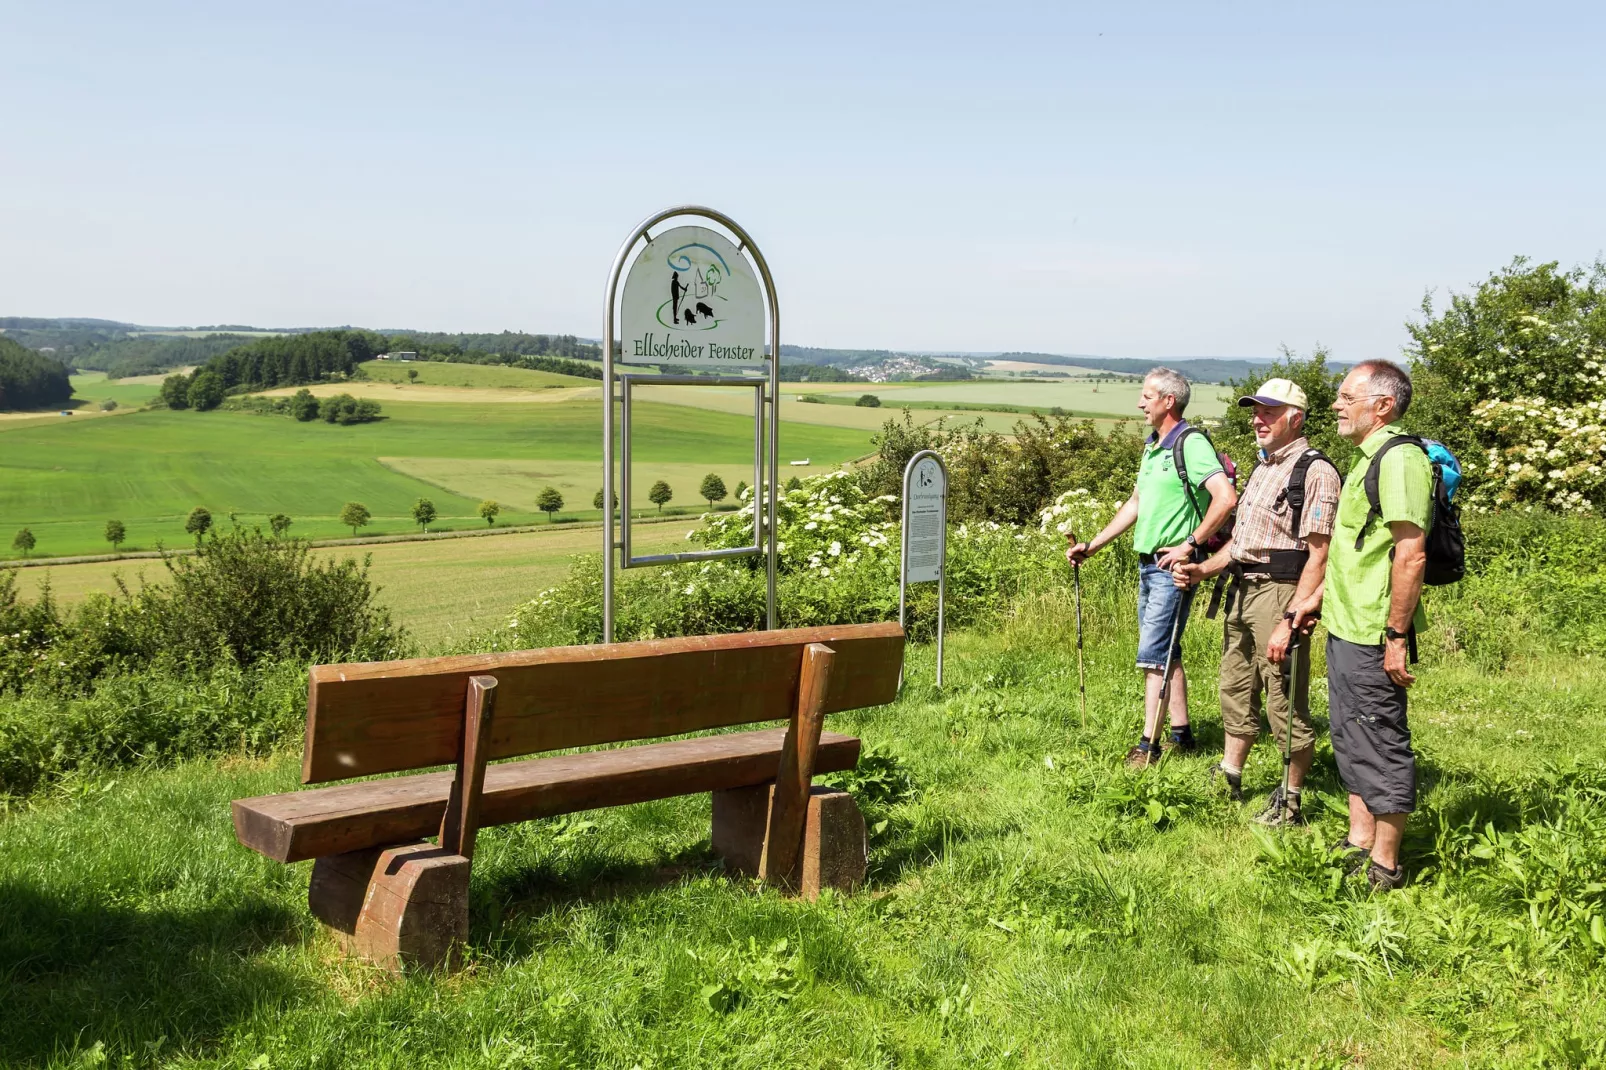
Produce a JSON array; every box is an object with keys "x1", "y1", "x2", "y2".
[{"x1": 0, "y1": 336, "x2": 73, "y2": 410}]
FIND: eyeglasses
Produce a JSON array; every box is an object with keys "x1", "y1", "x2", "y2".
[{"x1": 1335, "y1": 392, "x2": 1389, "y2": 406}]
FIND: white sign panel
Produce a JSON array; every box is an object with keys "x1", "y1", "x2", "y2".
[
  {"x1": 620, "y1": 226, "x2": 766, "y2": 367},
  {"x1": 904, "y1": 455, "x2": 946, "y2": 584}
]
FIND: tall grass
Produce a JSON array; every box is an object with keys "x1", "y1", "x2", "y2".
[{"x1": 4, "y1": 586, "x2": 1604, "y2": 1067}]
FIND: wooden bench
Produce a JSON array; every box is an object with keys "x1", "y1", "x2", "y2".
[{"x1": 232, "y1": 622, "x2": 905, "y2": 970}]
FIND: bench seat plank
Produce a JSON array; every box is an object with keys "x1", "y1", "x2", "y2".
[{"x1": 235, "y1": 728, "x2": 862, "y2": 863}]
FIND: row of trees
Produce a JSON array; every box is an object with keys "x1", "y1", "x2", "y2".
[{"x1": 0, "y1": 336, "x2": 73, "y2": 410}]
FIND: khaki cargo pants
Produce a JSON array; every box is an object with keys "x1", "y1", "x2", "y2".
[{"x1": 1219, "y1": 576, "x2": 1314, "y2": 751}]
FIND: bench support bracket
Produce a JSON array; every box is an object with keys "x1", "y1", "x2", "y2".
[{"x1": 712, "y1": 784, "x2": 867, "y2": 898}]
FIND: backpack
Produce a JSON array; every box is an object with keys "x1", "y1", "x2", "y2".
[
  {"x1": 1356, "y1": 434, "x2": 1465, "y2": 586},
  {"x1": 1172, "y1": 425, "x2": 1238, "y2": 554},
  {"x1": 1275, "y1": 447, "x2": 1340, "y2": 536}
]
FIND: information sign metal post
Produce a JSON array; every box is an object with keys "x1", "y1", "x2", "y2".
[
  {"x1": 601, "y1": 206, "x2": 780, "y2": 643},
  {"x1": 898, "y1": 450, "x2": 948, "y2": 688}
]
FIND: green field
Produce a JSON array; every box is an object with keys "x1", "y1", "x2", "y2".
[
  {"x1": 0, "y1": 399, "x2": 873, "y2": 559},
  {"x1": 11, "y1": 521, "x2": 699, "y2": 644}
]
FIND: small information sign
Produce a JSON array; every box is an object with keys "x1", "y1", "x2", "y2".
[
  {"x1": 905, "y1": 455, "x2": 946, "y2": 583},
  {"x1": 899, "y1": 450, "x2": 948, "y2": 687}
]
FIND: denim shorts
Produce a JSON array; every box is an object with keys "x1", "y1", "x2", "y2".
[{"x1": 1136, "y1": 562, "x2": 1195, "y2": 669}]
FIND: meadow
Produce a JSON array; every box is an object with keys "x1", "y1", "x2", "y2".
[
  {"x1": 0, "y1": 398, "x2": 873, "y2": 558},
  {"x1": 10, "y1": 520, "x2": 698, "y2": 645},
  {"x1": 4, "y1": 584, "x2": 1602, "y2": 1068}
]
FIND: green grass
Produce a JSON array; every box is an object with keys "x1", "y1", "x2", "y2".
[
  {"x1": 3, "y1": 584, "x2": 1602, "y2": 1066},
  {"x1": 9, "y1": 520, "x2": 702, "y2": 645},
  {"x1": 67, "y1": 372, "x2": 165, "y2": 409},
  {"x1": 359, "y1": 360, "x2": 595, "y2": 389},
  {"x1": 0, "y1": 400, "x2": 873, "y2": 558}
]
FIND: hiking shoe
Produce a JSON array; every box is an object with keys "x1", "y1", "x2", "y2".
[
  {"x1": 1365, "y1": 861, "x2": 1406, "y2": 892},
  {"x1": 1212, "y1": 764, "x2": 1244, "y2": 803},
  {"x1": 1253, "y1": 787, "x2": 1307, "y2": 827},
  {"x1": 1330, "y1": 836, "x2": 1367, "y2": 865},
  {"x1": 1164, "y1": 735, "x2": 1200, "y2": 757},
  {"x1": 1125, "y1": 744, "x2": 1161, "y2": 769}
]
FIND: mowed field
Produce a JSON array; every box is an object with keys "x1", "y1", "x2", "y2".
[
  {"x1": 0, "y1": 393, "x2": 874, "y2": 559},
  {"x1": 11, "y1": 520, "x2": 696, "y2": 644}
]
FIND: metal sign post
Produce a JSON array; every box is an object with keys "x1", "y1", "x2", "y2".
[
  {"x1": 601, "y1": 207, "x2": 780, "y2": 642},
  {"x1": 898, "y1": 450, "x2": 948, "y2": 687}
]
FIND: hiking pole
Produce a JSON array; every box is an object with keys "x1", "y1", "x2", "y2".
[
  {"x1": 1069, "y1": 530, "x2": 1086, "y2": 730},
  {"x1": 1151, "y1": 590, "x2": 1189, "y2": 767},
  {"x1": 1277, "y1": 625, "x2": 1301, "y2": 820}
]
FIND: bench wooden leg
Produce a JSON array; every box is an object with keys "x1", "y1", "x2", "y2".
[
  {"x1": 712, "y1": 784, "x2": 867, "y2": 899},
  {"x1": 308, "y1": 841, "x2": 470, "y2": 972}
]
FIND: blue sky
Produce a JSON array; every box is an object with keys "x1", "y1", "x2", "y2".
[{"x1": 3, "y1": 2, "x2": 1602, "y2": 359}]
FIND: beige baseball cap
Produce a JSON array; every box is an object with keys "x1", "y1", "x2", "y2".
[{"x1": 1237, "y1": 377, "x2": 1308, "y2": 411}]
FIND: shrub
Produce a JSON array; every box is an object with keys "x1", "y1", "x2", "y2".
[
  {"x1": 290, "y1": 388, "x2": 320, "y2": 421},
  {"x1": 130, "y1": 527, "x2": 406, "y2": 670},
  {"x1": 268, "y1": 513, "x2": 293, "y2": 537},
  {"x1": 856, "y1": 394, "x2": 882, "y2": 408},
  {"x1": 319, "y1": 393, "x2": 383, "y2": 425},
  {"x1": 1407, "y1": 257, "x2": 1606, "y2": 512},
  {"x1": 186, "y1": 370, "x2": 226, "y2": 411},
  {"x1": 504, "y1": 472, "x2": 1121, "y2": 647}
]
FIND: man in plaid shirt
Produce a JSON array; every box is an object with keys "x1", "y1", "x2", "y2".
[{"x1": 1173, "y1": 378, "x2": 1339, "y2": 825}]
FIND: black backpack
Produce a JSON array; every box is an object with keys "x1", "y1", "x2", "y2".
[
  {"x1": 1356, "y1": 434, "x2": 1465, "y2": 586},
  {"x1": 1276, "y1": 447, "x2": 1339, "y2": 536},
  {"x1": 1171, "y1": 425, "x2": 1238, "y2": 554}
]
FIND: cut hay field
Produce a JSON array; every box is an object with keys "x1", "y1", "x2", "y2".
[
  {"x1": 11, "y1": 521, "x2": 697, "y2": 644},
  {"x1": 0, "y1": 398, "x2": 873, "y2": 559}
]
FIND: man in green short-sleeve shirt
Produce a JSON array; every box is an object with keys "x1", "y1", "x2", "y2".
[
  {"x1": 1067, "y1": 367, "x2": 1237, "y2": 767},
  {"x1": 1304, "y1": 359, "x2": 1433, "y2": 893}
]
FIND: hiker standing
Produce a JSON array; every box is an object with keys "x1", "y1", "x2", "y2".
[
  {"x1": 1321, "y1": 359, "x2": 1433, "y2": 891},
  {"x1": 1067, "y1": 367, "x2": 1237, "y2": 767},
  {"x1": 1171, "y1": 378, "x2": 1339, "y2": 825}
]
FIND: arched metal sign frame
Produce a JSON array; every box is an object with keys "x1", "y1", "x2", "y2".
[{"x1": 601, "y1": 206, "x2": 780, "y2": 643}]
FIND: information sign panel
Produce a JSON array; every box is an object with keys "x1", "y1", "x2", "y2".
[
  {"x1": 905, "y1": 455, "x2": 946, "y2": 583},
  {"x1": 619, "y1": 226, "x2": 766, "y2": 367},
  {"x1": 899, "y1": 450, "x2": 948, "y2": 687}
]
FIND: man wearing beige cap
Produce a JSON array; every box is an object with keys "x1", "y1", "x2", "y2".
[{"x1": 1173, "y1": 377, "x2": 1339, "y2": 825}]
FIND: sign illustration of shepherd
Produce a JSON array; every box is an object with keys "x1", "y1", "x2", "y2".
[{"x1": 620, "y1": 225, "x2": 765, "y2": 365}]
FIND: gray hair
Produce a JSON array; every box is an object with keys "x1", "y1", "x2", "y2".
[
  {"x1": 1354, "y1": 359, "x2": 1413, "y2": 419},
  {"x1": 1145, "y1": 366, "x2": 1192, "y2": 415}
]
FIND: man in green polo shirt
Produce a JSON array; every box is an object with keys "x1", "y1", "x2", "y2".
[
  {"x1": 1316, "y1": 359, "x2": 1432, "y2": 892},
  {"x1": 1068, "y1": 367, "x2": 1237, "y2": 766}
]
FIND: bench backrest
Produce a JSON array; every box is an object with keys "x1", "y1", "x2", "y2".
[{"x1": 302, "y1": 622, "x2": 906, "y2": 784}]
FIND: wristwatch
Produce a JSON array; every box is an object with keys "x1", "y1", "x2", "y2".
[{"x1": 1385, "y1": 627, "x2": 1410, "y2": 641}]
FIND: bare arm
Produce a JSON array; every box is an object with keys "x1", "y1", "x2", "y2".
[
  {"x1": 1067, "y1": 488, "x2": 1139, "y2": 564},
  {"x1": 1157, "y1": 470, "x2": 1238, "y2": 570},
  {"x1": 1383, "y1": 521, "x2": 1427, "y2": 687}
]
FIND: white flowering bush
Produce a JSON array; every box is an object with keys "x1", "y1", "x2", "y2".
[
  {"x1": 1470, "y1": 393, "x2": 1606, "y2": 513},
  {"x1": 1408, "y1": 258, "x2": 1606, "y2": 512},
  {"x1": 504, "y1": 475, "x2": 1125, "y2": 647}
]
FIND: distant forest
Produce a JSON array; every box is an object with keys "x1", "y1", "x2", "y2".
[{"x1": 0, "y1": 336, "x2": 73, "y2": 410}]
